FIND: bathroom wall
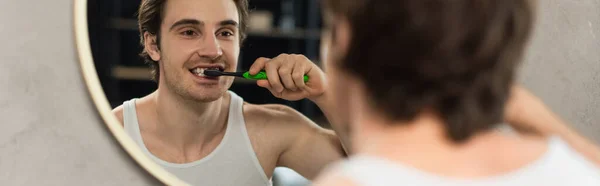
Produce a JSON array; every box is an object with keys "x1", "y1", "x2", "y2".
[
  {"x1": 519, "y1": 0, "x2": 600, "y2": 143},
  {"x1": 0, "y1": 0, "x2": 160, "y2": 185}
]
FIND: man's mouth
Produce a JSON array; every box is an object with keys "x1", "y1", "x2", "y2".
[{"x1": 190, "y1": 67, "x2": 224, "y2": 77}]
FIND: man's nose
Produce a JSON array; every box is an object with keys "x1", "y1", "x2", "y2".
[{"x1": 197, "y1": 35, "x2": 223, "y2": 60}]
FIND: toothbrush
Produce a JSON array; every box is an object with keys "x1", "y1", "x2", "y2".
[{"x1": 202, "y1": 69, "x2": 309, "y2": 82}]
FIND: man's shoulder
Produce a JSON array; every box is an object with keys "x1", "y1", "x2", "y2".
[
  {"x1": 242, "y1": 103, "x2": 307, "y2": 124},
  {"x1": 241, "y1": 102, "x2": 318, "y2": 140},
  {"x1": 312, "y1": 161, "x2": 359, "y2": 186},
  {"x1": 111, "y1": 95, "x2": 153, "y2": 127},
  {"x1": 111, "y1": 104, "x2": 125, "y2": 126},
  {"x1": 546, "y1": 137, "x2": 600, "y2": 173}
]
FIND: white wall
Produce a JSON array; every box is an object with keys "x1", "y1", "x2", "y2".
[
  {"x1": 519, "y1": 0, "x2": 600, "y2": 143},
  {"x1": 0, "y1": 0, "x2": 160, "y2": 185},
  {"x1": 0, "y1": 0, "x2": 598, "y2": 185}
]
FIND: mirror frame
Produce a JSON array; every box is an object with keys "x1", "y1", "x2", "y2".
[{"x1": 73, "y1": 0, "x2": 189, "y2": 185}]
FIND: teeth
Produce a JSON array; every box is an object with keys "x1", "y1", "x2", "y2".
[
  {"x1": 207, "y1": 67, "x2": 221, "y2": 71},
  {"x1": 191, "y1": 67, "x2": 223, "y2": 77},
  {"x1": 192, "y1": 68, "x2": 206, "y2": 76}
]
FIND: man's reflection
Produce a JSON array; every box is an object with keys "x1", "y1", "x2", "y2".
[{"x1": 111, "y1": 0, "x2": 348, "y2": 185}]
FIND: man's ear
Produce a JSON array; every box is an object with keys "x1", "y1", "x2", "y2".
[
  {"x1": 331, "y1": 18, "x2": 351, "y2": 62},
  {"x1": 143, "y1": 32, "x2": 161, "y2": 61}
]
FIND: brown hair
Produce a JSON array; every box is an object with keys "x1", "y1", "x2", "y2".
[
  {"x1": 323, "y1": 0, "x2": 536, "y2": 142},
  {"x1": 137, "y1": 0, "x2": 249, "y2": 81}
]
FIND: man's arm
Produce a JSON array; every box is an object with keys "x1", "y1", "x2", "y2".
[
  {"x1": 248, "y1": 54, "x2": 353, "y2": 156},
  {"x1": 308, "y1": 93, "x2": 352, "y2": 155},
  {"x1": 270, "y1": 105, "x2": 346, "y2": 180},
  {"x1": 506, "y1": 86, "x2": 600, "y2": 166}
]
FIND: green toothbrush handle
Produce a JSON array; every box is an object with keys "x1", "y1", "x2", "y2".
[{"x1": 243, "y1": 71, "x2": 309, "y2": 82}]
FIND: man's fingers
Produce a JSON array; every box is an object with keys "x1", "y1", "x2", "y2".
[
  {"x1": 249, "y1": 57, "x2": 270, "y2": 75},
  {"x1": 256, "y1": 80, "x2": 270, "y2": 88},
  {"x1": 291, "y1": 61, "x2": 307, "y2": 90},
  {"x1": 257, "y1": 81, "x2": 283, "y2": 98},
  {"x1": 252, "y1": 53, "x2": 321, "y2": 101},
  {"x1": 279, "y1": 59, "x2": 297, "y2": 91},
  {"x1": 265, "y1": 59, "x2": 284, "y2": 93}
]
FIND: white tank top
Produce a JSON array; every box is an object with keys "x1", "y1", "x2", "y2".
[
  {"x1": 122, "y1": 91, "x2": 272, "y2": 186},
  {"x1": 330, "y1": 136, "x2": 600, "y2": 186}
]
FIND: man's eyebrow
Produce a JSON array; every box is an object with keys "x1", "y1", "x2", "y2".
[
  {"x1": 219, "y1": 20, "x2": 239, "y2": 27},
  {"x1": 169, "y1": 19, "x2": 203, "y2": 31}
]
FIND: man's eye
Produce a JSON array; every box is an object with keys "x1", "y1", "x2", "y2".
[
  {"x1": 181, "y1": 30, "x2": 197, "y2": 36},
  {"x1": 219, "y1": 31, "x2": 234, "y2": 37}
]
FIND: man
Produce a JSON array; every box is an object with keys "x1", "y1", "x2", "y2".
[
  {"x1": 312, "y1": 0, "x2": 600, "y2": 185},
  {"x1": 112, "y1": 0, "x2": 348, "y2": 185}
]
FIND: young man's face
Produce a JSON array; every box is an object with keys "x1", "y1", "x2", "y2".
[{"x1": 147, "y1": 0, "x2": 240, "y2": 102}]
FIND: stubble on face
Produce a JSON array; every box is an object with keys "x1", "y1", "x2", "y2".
[
  {"x1": 160, "y1": 55, "x2": 234, "y2": 102},
  {"x1": 156, "y1": 0, "x2": 240, "y2": 103}
]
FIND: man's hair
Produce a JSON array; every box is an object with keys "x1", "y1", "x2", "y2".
[
  {"x1": 137, "y1": 0, "x2": 249, "y2": 81},
  {"x1": 323, "y1": 0, "x2": 536, "y2": 142}
]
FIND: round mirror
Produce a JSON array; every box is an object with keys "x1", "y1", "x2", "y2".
[{"x1": 75, "y1": 0, "x2": 332, "y2": 185}]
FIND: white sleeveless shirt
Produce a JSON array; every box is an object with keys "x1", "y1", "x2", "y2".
[
  {"x1": 122, "y1": 91, "x2": 272, "y2": 186},
  {"x1": 330, "y1": 136, "x2": 600, "y2": 186}
]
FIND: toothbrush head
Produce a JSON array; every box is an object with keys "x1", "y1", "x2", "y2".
[{"x1": 203, "y1": 69, "x2": 223, "y2": 77}]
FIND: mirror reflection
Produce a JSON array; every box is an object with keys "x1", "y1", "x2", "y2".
[{"x1": 88, "y1": 0, "x2": 332, "y2": 185}]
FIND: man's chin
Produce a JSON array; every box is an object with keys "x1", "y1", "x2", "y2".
[{"x1": 187, "y1": 89, "x2": 227, "y2": 102}]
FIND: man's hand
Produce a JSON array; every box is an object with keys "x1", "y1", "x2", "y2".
[
  {"x1": 249, "y1": 54, "x2": 327, "y2": 101},
  {"x1": 250, "y1": 54, "x2": 351, "y2": 156}
]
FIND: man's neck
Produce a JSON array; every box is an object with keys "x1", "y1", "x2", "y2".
[
  {"x1": 350, "y1": 111, "x2": 543, "y2": 178},
  {"x1": 352, "y1": 112, "x2": 457, "y2": 155},
  {"x1": 151, "y1": 87, "x2": 230, "y2": 149}
]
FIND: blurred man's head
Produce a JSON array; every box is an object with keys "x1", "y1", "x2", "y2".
[
  {"x1": 320, "y1": 0, "x2": 537, "y2": 143},
  {"x1": 137, "y1": 0, "x2": 249, "y2": 102}
]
